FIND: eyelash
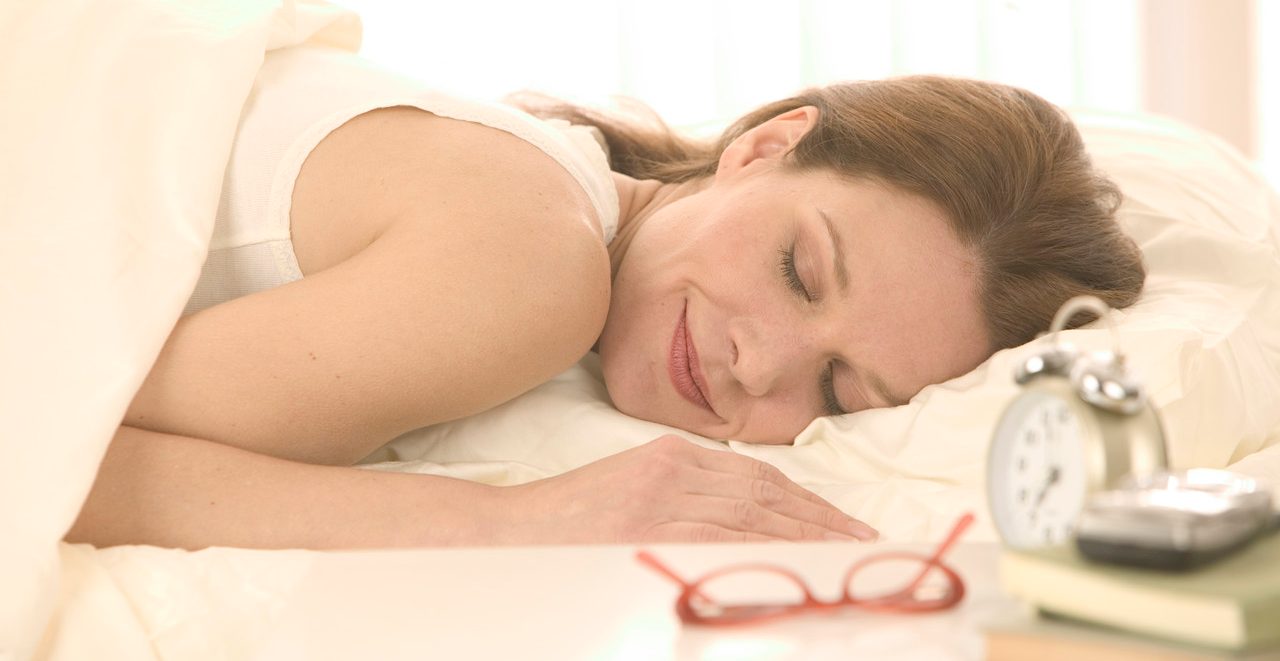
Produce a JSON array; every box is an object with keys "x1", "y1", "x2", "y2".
[
  {"x1": 822, "y1": 364, "x2": 848, "y2": 416},
  {"x1": 778, "y1": 246, "x2": 813, "y2": 301},
  {"x1": 779, "y1": 246, "x2": 847, "y2": 416}
]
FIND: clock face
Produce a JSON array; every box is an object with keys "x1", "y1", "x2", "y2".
[{"x1": 988, "y1": 391, "x2": 1090, "y2": 548}]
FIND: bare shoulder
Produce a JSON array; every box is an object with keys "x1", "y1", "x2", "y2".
[
  {"x1": 291, "y1": 106, "x2": 605, "y2": 274},
  {"x1": 291, "y1": 104, "x2": 614, "y2": 368},
  {"x1": 127, "y1": 106, "x2": 613, "y2": 464}
]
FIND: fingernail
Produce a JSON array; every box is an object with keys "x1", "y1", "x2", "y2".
[{"x1": 849, "y1": 523, "x2": 879, "y2": 542}]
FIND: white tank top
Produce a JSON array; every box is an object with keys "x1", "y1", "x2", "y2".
[{"x1": 184, "y1": 46, "x2": 619, "y2": 315}]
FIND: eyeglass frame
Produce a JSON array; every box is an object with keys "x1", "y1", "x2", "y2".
[{"x1": 635, "y1": 512, "x2": 975, "y2": 627}]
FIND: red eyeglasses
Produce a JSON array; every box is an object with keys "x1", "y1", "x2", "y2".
[{"x1": 636, "y1": 512, "x2": 974, "y2": 626}]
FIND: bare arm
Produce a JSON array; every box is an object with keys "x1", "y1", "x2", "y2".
[
  {"x1": 66, "y1": 426, "x2": 499, "y2": 549},
  {"x1": 124, "y1": 111, "x2": 611, "y2": 465},
  {"x1": 67, "y1": 428, "x2": 876, "y2": 549}
]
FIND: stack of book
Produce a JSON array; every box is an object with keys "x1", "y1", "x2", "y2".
[{"x1": 988, "y1": 531, "x2": 1280, "y2": 660}]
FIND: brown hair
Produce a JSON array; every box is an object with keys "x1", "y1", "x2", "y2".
[{"x1": 514, "y1": 76, "x2": 1145, "y2": 352}]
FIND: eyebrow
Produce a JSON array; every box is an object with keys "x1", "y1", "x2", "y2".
[
  {"x1": 819, "y1": 208, "x2": 908, "y2": 408},
  {"x1": 819, "y1": 208, "x2": 851, "y2": 295}
]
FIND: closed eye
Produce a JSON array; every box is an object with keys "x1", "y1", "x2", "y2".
[
  {"x1": 778, "y1": 246, "x2": 813, "y2": 301},
  {"x1": 780, "y1": 245, "x2": 846, "y2": 415},
  {"x1": 821, "y1": 362, "x2": 849, "y2": 416}
]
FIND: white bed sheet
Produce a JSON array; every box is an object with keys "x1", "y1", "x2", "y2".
[{"x1": 3, "y1": 0, "x2": 1278, "y2": 658}]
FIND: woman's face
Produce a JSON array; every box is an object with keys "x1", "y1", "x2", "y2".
[{"x1": 596, "y1": 108, "x2": 991, "y2": 444}]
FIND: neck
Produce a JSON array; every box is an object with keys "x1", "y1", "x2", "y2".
[{"x1": 607, "y1": 172, "x2": 707, "y2": 276}]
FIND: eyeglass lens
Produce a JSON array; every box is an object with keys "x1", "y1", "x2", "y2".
[
  {"x1": 684, "y1": 567, "x2": 809, "y2": 621},
  {"x1": 845, "y1": 554, "x2": 957, "y2": 605}
]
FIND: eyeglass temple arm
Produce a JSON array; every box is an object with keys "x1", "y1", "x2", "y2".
[
  {"x1": 930, "y1": 512, "x2": 975, "y2": 563},
  {"x1": 635, "y1": 550, "x2": 689, "y2": 587},
  {"x1": 897, "y1": 512, "x2": 975, "y2": 596},
  {"x1": 635, "y1": 550, "x2": 714, "y2": 603}
]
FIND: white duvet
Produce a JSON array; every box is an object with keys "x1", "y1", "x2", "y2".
[{"x1": 2, "y1": 1, "x2": 1278, "y2": 659}]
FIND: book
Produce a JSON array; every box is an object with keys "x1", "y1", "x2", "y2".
[
  {"x1": 985, "y1": 610, "x2": 1280, "y2": 661},
  {"x1": 998, "y1": 531, "x2": 1280, "y2": 653}
]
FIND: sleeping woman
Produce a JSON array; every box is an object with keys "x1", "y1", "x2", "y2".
[{"x1": 66, "y1": 46, "x2": 1145, "y2": 550}]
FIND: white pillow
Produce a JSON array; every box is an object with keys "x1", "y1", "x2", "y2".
[{"x1": 365, "y1": 110, "x2": 1280, "y2": 543}]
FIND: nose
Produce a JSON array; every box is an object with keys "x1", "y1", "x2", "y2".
[{"x1": 727, "y1": 317, "x2": 811, "y2": 398}]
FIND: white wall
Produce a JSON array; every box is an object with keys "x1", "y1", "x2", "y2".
[
  {"x1": 1143, "y1": 0, "x2": 1256, "y2": 158},
  {"x1": 341, "y1": 0, "x2": 1277, "y2": 188}
]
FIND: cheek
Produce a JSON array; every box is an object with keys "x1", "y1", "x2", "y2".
[
  {"x1": 692, "y1": 234, "x2": 777, "y2": 303},
  {"x1": 734, "y1": 396, "x2": 819, "y2": 444},
  {"x1": 594, "y1": 272, "x2": 672, "y2": 409}
]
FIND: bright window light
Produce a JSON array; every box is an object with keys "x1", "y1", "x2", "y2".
[{"x1": 340, "y1": 0, "x2": 1149, "y2": 134}]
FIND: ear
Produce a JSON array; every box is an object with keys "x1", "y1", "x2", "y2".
[{"x1": 715, "y1": 105, "x2": 819, "y2": 180}]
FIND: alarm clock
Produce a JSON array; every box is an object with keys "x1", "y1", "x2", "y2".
[{"x1": 987, "y1": 296, "x2": 1169, "y2": 549}]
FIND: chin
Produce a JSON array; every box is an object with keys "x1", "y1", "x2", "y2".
[
  {"x1": 598, "y1": 361, "x2": 681, "y2": 431},
  {"x1": 601, "y1": 373, "x2": 660, "y2": 424}
]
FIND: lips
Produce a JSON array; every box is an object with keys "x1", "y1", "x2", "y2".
[{"x1": 669, "y1": 303, "x2": 715, "y2": 414}]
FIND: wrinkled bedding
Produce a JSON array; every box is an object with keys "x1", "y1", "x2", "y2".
[
  {"x1": 1, "y1": 1, "x2": 360, "y2": 658},
  {"x1": 2, "y1": 0, "x2": 1278, "y2": 659}
]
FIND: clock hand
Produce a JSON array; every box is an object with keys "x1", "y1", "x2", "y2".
[{"x1": 1033, "y1": 466, "x2": 1061, "y2": 509}]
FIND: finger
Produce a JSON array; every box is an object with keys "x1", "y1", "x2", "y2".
[
  {"x1": 684, "y1": 448, "x2": 878, "y2": 540},
  {"x1": 643, "y1": 521, "x2": 779, "y2": 544},
  {"x1": 676, "y1": 494, "x2": 858, "y2": 542},
  {"x1": 685, "y1": 444, "x2": 831, "y2": 505},
  {"x1": 684, "y1": 468, "x2": 876, "y2": 541}
]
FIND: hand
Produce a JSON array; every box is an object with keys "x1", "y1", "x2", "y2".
[{"x1": 496, "y1": 435, "x2": 878, "y2": 544}]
